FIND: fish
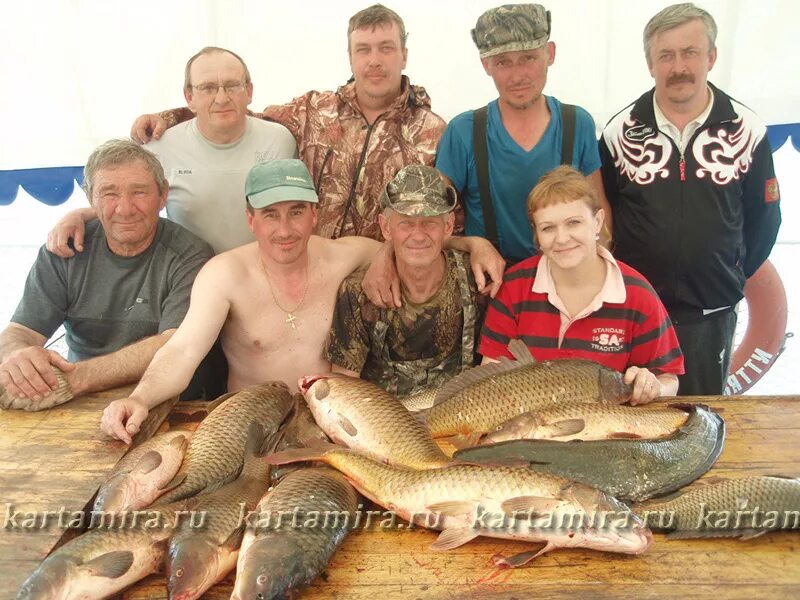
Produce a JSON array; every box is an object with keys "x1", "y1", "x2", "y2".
[
  {"x1": 157, "y1": 381, "x2": 295, "y2": 504},
  {"x1": 167, "y1": 422, "x2": 275, "y2": 600},
  {"x1": 482, "y1": 403, "x2": 690, "y2": 444},
  {"x1": 93, "y1": 430, "x2": 191, "y2": 513},
  {"x1": 454, "y1": 404, "x2": 725, "y2": 502},
  {"x1": 16, "y1": 501, "x2": 186, "y2": 600},
  {"x1": 636, "y1": 476, "x2": 800, "y2": 539},
  {"x1": 422, "y1": 340, "x2": 632, "y2": 440},
  {"x1": 399, "y1": 387, "x2": 438, "y2": 413},
  {"x1": 265, "y1": 444, "x2": 651, "y2": 567},
  {"x1": 0, "y1": 366, "x2": 74, "y2": 411},
  {"x1": 232, "y1": 466, "x2": 359, "y2": 600},
  {"x1": 271, "y1": 398, "x2": 331, "y2": 485},
  {"x1": 300, "y1": 374, "x2": 449, "y2": 469}
]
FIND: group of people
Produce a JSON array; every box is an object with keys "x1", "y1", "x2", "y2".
[{"x1": 0, "y1": 2, "x2": 780, "y2": 443}]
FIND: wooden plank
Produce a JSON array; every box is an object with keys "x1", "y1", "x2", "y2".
[{"x1": 0, "y1": 385, "x2": 175, "y2": 597}]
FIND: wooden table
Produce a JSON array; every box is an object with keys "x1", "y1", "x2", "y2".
[
  {"x1": 0, "y1": 386, "x2": 176, "y2": 598},
  {"x1": 2, "y1": 394, "x2": 799, "y2": 599}
]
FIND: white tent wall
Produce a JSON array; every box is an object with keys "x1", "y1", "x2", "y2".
[{"x1": 1, "y1": 0, "x2": 798, "y2": 170}]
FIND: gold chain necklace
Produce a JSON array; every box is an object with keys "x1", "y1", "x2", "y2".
[{"x1": 259, "y1": 257, "x2": 309, "y2": 329}]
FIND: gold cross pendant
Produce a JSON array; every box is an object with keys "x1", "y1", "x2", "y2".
[{"x1": 285, "y1": 313, "x2": 297, "y2": 329}]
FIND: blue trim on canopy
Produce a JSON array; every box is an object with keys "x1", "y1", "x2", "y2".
[
  {"x1": 0, "y1": 123, "x2": 798, "y2": 205},
  {"x1": 767, "y1": 123, "x2": 800, "y2": 153},
  {"x1": 0, "y1": 167, "x2": 84, "y2": 206}
]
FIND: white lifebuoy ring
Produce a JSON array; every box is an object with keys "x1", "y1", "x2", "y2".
[{"x1": 724, "y1": 260, "x2": 788, "y2": 395}]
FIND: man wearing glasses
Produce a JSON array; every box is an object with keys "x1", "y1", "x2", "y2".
[{"x1": 48, "y1": 46, "x2": 297, "y2": 256}]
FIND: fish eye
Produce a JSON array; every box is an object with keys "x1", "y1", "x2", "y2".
[
  {"x1": 175, "y1": 567, "x2": 184, "y2": 578},
  {"x1": 257, "y1": 574, "x2": 268, "y2": 585}
]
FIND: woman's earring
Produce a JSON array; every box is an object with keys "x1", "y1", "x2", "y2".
[{"x1": 595, "y1": 233, "x2": 600, "y2": 240}]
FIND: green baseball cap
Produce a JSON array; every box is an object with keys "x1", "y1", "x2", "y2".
[
  {"x1": 245, "y1": 158, "x2": 318, "y2": 209},
  {"x1": 380, "y1": 165, "x2": 457, "y2": 217},
  {"x1": 471, "y1": 4, "x2": 551, "y2": 59}
]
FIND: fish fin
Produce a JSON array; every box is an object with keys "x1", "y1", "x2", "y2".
[
  {"x1": 450, "y1": 453, "x2": 534, "y2": 469},
  {"x1": 221, "y1": 525, "x2": 246, "y2": 551},
  {"x1": 205, "y1": 391, "x2": 237, "y2": 413},
  {"x1": 430, "y1": 527, "x2": 480, "y2": 551},
  {"x1": 492, "y1": 542, "x2": 551, "y2": 568},
  {"x1": 501, "y1": 496, "x2": 557, "y2": 517},
  {"x1": 161, "y1": 471, "x2": 187, "y2": 493},
  {"x1": 336, "y1": 412, "x2": 358, "y2": 437},
  {"x1": 665, "y1": 529, "x2": 760, "y2": 540},
  {"x1": 739, "y1": 529, "x2": 769, "y2": 540},
  {"x1": 608, "y1": 432, "x2": 642, "y2": 439},
  {"x1": 507, "y1": 339, "x2": 536, "y2": 364},
  {"x1": 444, "y1": 433, "x2": 484, "y2": 450},
  {"x1": 426, "y1": 501, "x2": 476, "y2": 517},
  {"x1": 265, "y1": 442, "x2": 341, "y2": 466},
  {"x1": 540, "y1": 418, "x2": 586, "y2": 438},
  {"x1": 132, "y1": 450, "x2": 163, "y2": 475},
  {"x1": 169, "y1": 433, "x2": 190, "y2": 453},
  {"x1": 433, "y1": 359, "x2": 530, "y2": 406},
  {"x1": 83, "y1": 550, "x2": 134, "y2": 578}
]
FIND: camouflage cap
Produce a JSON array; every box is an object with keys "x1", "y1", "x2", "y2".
[
  {"x1": 471, "y1": 4, "x2": 551, "y2": 59},
  {"x1": 380, "y1": 165, "x2": 457, "y2": 217}
]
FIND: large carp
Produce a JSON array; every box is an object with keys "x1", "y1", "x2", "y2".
[
  {"x1": 266, "y1": 444, "x2": 651, "y2": 567},
  {"x1": 158, "y1": 382, "x2": 295, "y2": 503},
  {"x1": 422, "y1": 341, "x2": 631, "y2": 440},
  {"x1": 232, "y1": 467, "x2": 359, "y2": 599},
  {"x1": 300, "y1": 374, "x2": 449, "y2": 469},
  {"x1": 166, "y1": 423, "x2": 274, "y2": 600},
  {"x1": 455, "y1": 404, "x2": 725, "y2": 502}
]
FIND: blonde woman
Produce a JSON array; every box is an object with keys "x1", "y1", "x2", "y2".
[{"x1": 479, "y1": 166, "x2": 683, "y2": 404}]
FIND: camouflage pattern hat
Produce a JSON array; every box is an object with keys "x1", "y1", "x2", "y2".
[
  {"x1": 380, "y1": 165, "x2": 457, "y2": 217},
  {"x1": 471, "y1": 4, "x2": 551, "y2": 59}
]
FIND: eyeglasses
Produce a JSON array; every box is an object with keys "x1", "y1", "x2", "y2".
[{"x1": 191, "y1": 82, "x2": 248, "y2": 97}]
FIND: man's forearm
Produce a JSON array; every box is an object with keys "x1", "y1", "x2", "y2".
[
  {"x1": 68, "y1": 330, "x2": 175, "y2": 396},
  {"x1": 125, "y1": 340, "x2": 206, "y2": 409},
  {"x1": 0, "y1": 325, "x2": 46, "y2": 363}
]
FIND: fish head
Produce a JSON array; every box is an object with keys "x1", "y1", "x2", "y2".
[
  {"x1": 598, "y1": 369, "x2": 633, "y2": 403},
  {"x1": 93, "y1": 473, "x2": 134, "y2": 513},
  {"x1": 232, "y1": 537, "x2": 307, "y2": 600},
  {"x1": 167, "y1": 537, "x2": 221, "y2": 600},
  {"x1": 483, "y1": 413, "x2": 541, "y2": 444},
  {"x1": 16, "y1": 555, "x2": 73, "y2": 600}
]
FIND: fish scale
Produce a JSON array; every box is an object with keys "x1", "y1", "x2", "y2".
[
  {"x1": 158, "y1": 382, "x2": 295, "y2": 504},
  {"x1": 232, "y1": 467, "x2": 359, "y2": 599}
]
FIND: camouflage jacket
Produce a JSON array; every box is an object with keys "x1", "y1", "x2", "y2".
[
  {"x1": 161, "y1": 76, "x2": 446, "y2": 241},
  {"x1": 324, "y1": 250, "x2": 484, "y2": 396}
]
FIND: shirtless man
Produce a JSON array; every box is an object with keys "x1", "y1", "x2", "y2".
[{"x1": 100, "y1": 158, "x2": 382, "y2": 443}]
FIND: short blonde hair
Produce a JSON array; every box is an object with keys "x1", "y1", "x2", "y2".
[
  {"x1": 526, "y1": 166, "x2": 611, "y2": 248},
  {"x1": 347, "y1": 4, "x2": 407, "y2": 51}
]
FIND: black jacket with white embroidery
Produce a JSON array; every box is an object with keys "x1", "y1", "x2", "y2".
[{"x1": 599, "y1": 83, "x2": 781, "y2": 312}]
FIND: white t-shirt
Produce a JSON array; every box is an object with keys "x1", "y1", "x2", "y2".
[{"x1": 147, "y1": 116, "x2": 297, "y2": 253}]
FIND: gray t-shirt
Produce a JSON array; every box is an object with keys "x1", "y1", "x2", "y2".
[
  {"x1": 12, "y1": 219, "x2": 213, "y2": 361},
  {"x1": 147, "y1": 116, "x2": 297, "y2": 253}
]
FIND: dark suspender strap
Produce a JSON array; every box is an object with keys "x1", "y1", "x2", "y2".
[
  {"x1": 560, "y1": 103, "x2": 576, "y2": 165},
  {"x1": 472, "y1": 105, "x2": 499, "y2": 249}
]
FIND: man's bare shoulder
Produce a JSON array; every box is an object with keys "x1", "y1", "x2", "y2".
[{"x1": 198, "y1": 242, "x2": 258, "y2": 282}]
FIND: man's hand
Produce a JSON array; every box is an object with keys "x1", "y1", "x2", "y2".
[
  {"x1": 466, "y1": 238, "x2": 505, "y2": 297},
  {"x1": 46, "y1": 210, "x2": 89, "y2": 257},
  {"x1": 624, "y1": 366, "x2": 661, "y2": 405},
  {"x1": 131, "y1": 114, "x2": 167, "y2": 144},
  {"x1": 361, "y1": 242, "x2": 402, "y2": 308},
  {"x1": 101, "y1": 397, "x2": 150, "y2": 444},
  {"x1": 0, "y1": 346, "x2": 74, "y2": 400}
]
